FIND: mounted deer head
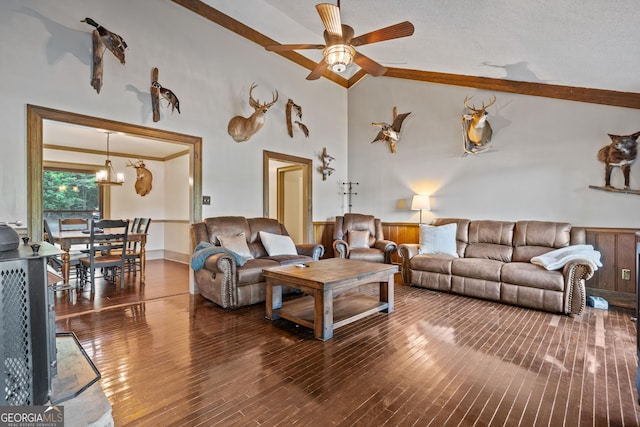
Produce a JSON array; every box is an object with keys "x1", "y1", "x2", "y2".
[
  {"x1": 126, "y1": 159, "x2": 153, "y2": 196},
  {"x1": 463, "y1": 95, "x2": 496, "y2": 150},
  {"x1": 227, "y1": 83, "x2": 279, "y2": 142}
]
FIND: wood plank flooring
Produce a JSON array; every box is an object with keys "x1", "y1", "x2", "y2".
[{"x1": 53, "y1": 260, "x2": 640, "y2": 426}]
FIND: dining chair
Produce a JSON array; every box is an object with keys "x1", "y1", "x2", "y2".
[
  {"x1": 44, "y1": 219, "x2": 86, "y2": 301},
  {"x1": 58, "y1": 217, "x2": 89, "y2": 231},
  {"x1": 78, "y1": 219, "x2": 129, "y2": 293},
  {"x1": 58, "y1": 217, "x2": 90, "y2": 252},
  {"x1": 125, "y1": 218, "x2": 151, "y2": 274}
]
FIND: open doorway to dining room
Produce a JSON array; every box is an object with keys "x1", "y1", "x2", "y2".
[{"x1": 26, "y1": 105, "x2": 203, "y2": 293}]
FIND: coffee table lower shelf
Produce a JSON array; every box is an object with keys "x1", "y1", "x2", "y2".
[{"x1": 274, "y1": 292, "x2": 389, "y2": 336}]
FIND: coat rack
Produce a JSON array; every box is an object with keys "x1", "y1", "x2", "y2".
[{"x1": 342, "y1": 181, "x2": 359, "y2": 213}]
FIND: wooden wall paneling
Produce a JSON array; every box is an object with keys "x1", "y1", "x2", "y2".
[
  {"x1": 616, "y1": 233, "x2": 636, "y2": 294},
  {"x1": 587, "y1": 231, "x2": 616, "y2": 291},
  {"x1": 585, "y1": 228, "x2": 638, "y2": 307},
  {"x1": 313, "y1": 222, "x2": 335, "y2": 259}
]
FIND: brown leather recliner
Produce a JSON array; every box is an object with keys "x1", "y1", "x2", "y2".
[
  {"x1": 333, "y1": 213, "x2": 397, "y2": 264},
  {"x1": 191, "y1": 216, "x2": 324, "y2": 309}
]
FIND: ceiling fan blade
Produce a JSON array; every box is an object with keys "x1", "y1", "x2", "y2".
[
  {"x1": 306, "y1": 60, "x2": 329, "y2": 80},
  {"x1": 353, "y1": 51, "x2": 388, "y2": 77},
  {"x1": 316, "y1": 3, "x2": 342, "y2": 37},
  {"x1": 351, "y1": 21, "x2": 415, "y2": 47},
  {"x1": 265, "y1": 43, "x2": 325, "y2": 52}
]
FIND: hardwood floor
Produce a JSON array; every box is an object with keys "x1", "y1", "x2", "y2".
[{"x1": 54, "y1": 260, "x2": 640, "y2": 426}]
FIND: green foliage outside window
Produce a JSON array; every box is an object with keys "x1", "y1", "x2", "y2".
[{"x1": 43, "y1": 170, "x2": 99, "y2": 211}]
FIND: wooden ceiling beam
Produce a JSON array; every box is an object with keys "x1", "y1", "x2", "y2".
[{"x1": 173, "y1": 0, "x2": 640, "y2": 109}]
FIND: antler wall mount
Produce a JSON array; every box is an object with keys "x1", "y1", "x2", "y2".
[{"x1": 227, "y1": 83, "x2": 279, "y2": 142}]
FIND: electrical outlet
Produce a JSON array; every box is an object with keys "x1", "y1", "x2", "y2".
[
  {"x1": 202, "y1": 195, "x2": 211, "y2": 205},
  {"x1": 621, "y1": 268, "x2": 631, "y2": 280}
]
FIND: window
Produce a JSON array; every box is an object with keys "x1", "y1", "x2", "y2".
[{"x1": 43, "y1": 168, "x2": 102, "y2": 232}]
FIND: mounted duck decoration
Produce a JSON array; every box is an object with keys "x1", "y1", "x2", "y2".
[
  {"x1": 589, "y1": 131, "x2": 640, "y2": 194},
  {"x1": 286, "y1": 99, "x2": 310, "y2": 138},
  {"x1": 151, "y1": 67, "x2": 180, "y2": 122},
  {"x1": 227, "y1": 83, "x2": 278, "y2": 142},
  {"x1": 461, "y1": 96, "x2": 496, "y2": 155},
  {"x1": 126, "y1": 160, "x2": 153, "y2": 197},
  {"x1": 370, "y1": 106, "x2": 411, "y2": 153},
  {"x1": 319, "y1": 147, "x2": 335, "y2": 181},
  {"x1": 81, "y1": 17, "x2": 127, "y2": 94}
]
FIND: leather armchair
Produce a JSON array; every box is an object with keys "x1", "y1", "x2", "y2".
[{"x1": 333, "y1": 213, "x2": 397, "y2": 264}]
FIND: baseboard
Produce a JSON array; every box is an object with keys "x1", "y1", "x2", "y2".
[
  {"x1": 163, "y1": 250, "x2": 189, "y2": 264},
  {"x1": 586, "y1": 287, "x2": 635, "y2": 309},
  {"x1": 144, "y1": 249, "x2": 189, "y2": 265}
]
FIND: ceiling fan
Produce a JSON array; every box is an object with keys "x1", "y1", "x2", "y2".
[{"x1": 265, "y1": 2, "x2": 415, "y2": 80}]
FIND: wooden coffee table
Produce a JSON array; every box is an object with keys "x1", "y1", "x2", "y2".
[{"x1": 263, "y1": 258, "x2": 398, "y2": 340}]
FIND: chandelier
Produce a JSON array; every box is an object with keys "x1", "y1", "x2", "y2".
[{"x1": 95, "y1": 132, "x2": 124, "y2": 186}]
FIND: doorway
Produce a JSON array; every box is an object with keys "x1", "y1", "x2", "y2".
[
  {"x1": 26, "y1": 105, "x2": 203, "y2": 242},
  {"x1": 263, "y1": 150, "x2": 312, "y2": 243},
  {"x1": 277, "y1": 164, "x2": 306, "y2": 244}
]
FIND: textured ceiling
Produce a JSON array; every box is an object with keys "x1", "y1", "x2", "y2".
[{"x1": 201, "y1": 0, "x2": 640, "y2": 92}]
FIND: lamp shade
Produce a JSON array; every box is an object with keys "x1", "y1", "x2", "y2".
[
  {"x1": 411, "y1": 195, "x2": 431, "y2": 211},
  {"x1": 324, "y1": 44, "x2": 355, "y2": 73}
]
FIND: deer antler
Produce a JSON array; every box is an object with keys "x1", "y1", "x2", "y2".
[
  {"x1": 126, "y1": 159, "x2": 144, "y2": 168},
  {"x1": 482, "y1": 96, "x2": 497, "y2": 109},
  {"x1": 463, "y1": 96, "x2": 478, "y2": 112},
  {"x1": 248, "y1": 83, "x2": 278, "y2": 109},
  {"x1": 265, "y1": 90, "x2": 279, "y2": 107},
  {"x1": 248, "y1": 82, "x2": 259, "y2": 109}
]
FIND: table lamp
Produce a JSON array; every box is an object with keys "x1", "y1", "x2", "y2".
[{"x1": 411, "y1": 195, "x2": 431, "y2": 224}]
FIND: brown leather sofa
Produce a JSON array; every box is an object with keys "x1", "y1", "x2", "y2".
[
  {"x1": 191, "y1": 216, "x2": 324, "y2": 309},
  {"x1": 333, "y1": 213, "x2": 397, "y2": 263},
  {"x1": 398, "y1": 218, "x2": 597, "y2": 315}
]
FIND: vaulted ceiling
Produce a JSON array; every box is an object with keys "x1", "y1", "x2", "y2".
[{"x1": 176, "y1": 0, "x2": 640, "y2": 109}]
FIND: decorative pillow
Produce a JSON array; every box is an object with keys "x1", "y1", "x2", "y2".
[
  {"x1": 218, "y1": 233, "x2": 253, "y2": 259},
  {"x1": 259, "y1": 231, "x2": 298, "y2": 256},
  {"x1": 419, "y1": 223, "x2": 458, "y2": 257},
  {"x1": 348, "y1": 230, "x2": 370, "y2": 248}
]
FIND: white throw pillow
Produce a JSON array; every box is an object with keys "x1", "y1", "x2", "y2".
[
  {"x1": 218, "y1": 233, "x2": 253, "y2": 259},
  {"x1": 348, "y1": 230, "x2": 370, "y2": 248},
  {"x1": 259, "y1": 231, "x2": 298, "y2": 256},
  {"x1": 419, "y1": 223, "x2": 458, "y2": 257}
]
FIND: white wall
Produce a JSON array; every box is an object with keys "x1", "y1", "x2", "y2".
[
  {"x1": 163, "y1": 154, "x2": 191, "y2": 256},
  {"x1": 0, "y1": 0, "x2": 348, "y2": 228},
  {"x1": 2, "y1": 0, "x2": 639, "y2": 235},
  {"x1": 44, "y1": 147, "x2": 166, "y2": 252},
  {"x1": 347, "y1": 77, "x2": 640, "y2": 227}
]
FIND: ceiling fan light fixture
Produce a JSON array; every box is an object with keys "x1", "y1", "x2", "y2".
[{"x1": 324, "y1": 44, "x2": 355, "y2": 73}]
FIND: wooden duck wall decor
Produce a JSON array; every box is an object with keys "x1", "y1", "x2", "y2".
[
  {"x1": 151, "y1": 67, "x2": 180, "y2": 122},
  {"x1": 81, "y1": 17, "x2": 127, "y2": 94},
  {"x1": 319, "y1": 147, "x2": 335, "y2": 181},
  {"x1": 370, "y1": 106, "x2": 411, "y2": 153},
  {"x1": 286, "y1": 99, "x2": 310, "y2": 138}
]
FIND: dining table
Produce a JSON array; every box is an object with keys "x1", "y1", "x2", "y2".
[{"x1": 51, "y1": 229, "x2": 147, "y2": 285}]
